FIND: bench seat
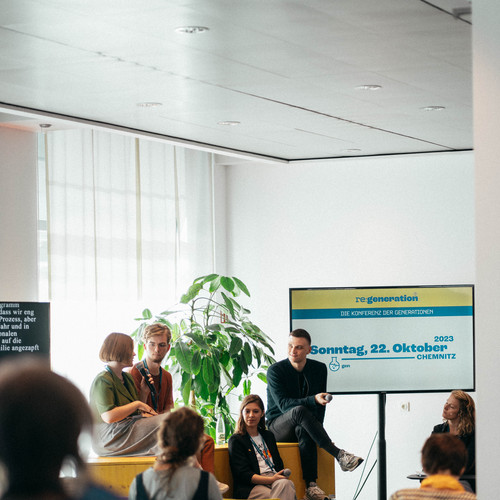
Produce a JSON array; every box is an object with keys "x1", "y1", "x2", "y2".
[{"x1": 87, "y1": 443, "x2": 335, "y2": 499}]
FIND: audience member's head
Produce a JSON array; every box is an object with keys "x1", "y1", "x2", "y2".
[
  {"x1": 99, "y1": 332, "x2": 134, "y2": 364},
  {"x1": 0, "y1": 357, "x2": 93, "y2": 497},
  {"x1": 236, "y1": 394, "x2": 266, "y2": 435},
  {"x1": 421, "y1": 434, "x2": 467, "y2": 477},
  {"x1": 156, "y1": 407, "x2": 204, "y2": 474}
]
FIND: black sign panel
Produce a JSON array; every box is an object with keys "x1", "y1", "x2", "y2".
[{"x1": 0, "y1": 302, "x2": 50, "y2": 360}]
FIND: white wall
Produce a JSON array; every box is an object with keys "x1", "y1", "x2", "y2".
[
  {"x1": 0, "y1": 128, "x2": 38, "y2": 301},
  {"x1": 474, "y1": 2, "x2": 500, "y2": 499},
  {"x1": 223, "y1": 151, "x2": 474, "y2": 499}
]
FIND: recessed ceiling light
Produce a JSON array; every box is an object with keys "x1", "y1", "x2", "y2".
[
  {"x1": 342, "y1": 148, "x2": 362, "y2": 153},
  {"x1": 175, "y1": 26, "x2": 209, "y2": 34},
  {"x1": 355, "y1": 85, "x2": 382, "y2": 91},
  {"x1": 421, "y1": 106, "x2": 446, "y2": 111},
  {"x1": 136, "y1": 102, "x2": 163, "y2": 108},
  {"x1": 218, "y1": 121, "x2": 240, "y2": 126},
  {"x1": 39, "y1": 123, "x2": 52, "y2": 129}
]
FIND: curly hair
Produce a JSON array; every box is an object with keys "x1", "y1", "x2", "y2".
[
  {"x1": 235, "y1": 394, "x2": 266, "y2": 435},
  {"x1": 447, "y1": 390, "x2": 475, "y2": 436},
  {"x1": 156, "y1": 407, "x2": 204, "y2": 477}
]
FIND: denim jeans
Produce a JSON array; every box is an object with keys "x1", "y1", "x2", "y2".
[{"x1": 268, "y1": 405, "x2": 335, "y2": 484}]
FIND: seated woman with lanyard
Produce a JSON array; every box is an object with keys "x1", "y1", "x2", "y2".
[
  {"x1": 89, "y1": 332, "x2": 163, "y2": 456},
  {"x1": 228, "y1": 394, "x2": 296, "y2": 500}
]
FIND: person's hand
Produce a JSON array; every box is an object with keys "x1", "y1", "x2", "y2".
[
  {"x1": 270, "y1": 470, "x2": 287, "y2": 483},
  {"x1": 137, "y1": 402, "x2": 157, "y2": 417},
  {"x1": 315, "y1": 393, "x2": 331, "y2": 406}
]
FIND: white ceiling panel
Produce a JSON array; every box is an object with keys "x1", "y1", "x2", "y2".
[{"x1": 0, "y1": 0, "x2": 472, "y2": 161}]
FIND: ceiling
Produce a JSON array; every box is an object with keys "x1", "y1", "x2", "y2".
[{"x1": 0, "y1": 0, "x2": 472, "y2": 162}]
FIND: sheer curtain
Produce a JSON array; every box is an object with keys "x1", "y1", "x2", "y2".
[{"x1": 39, "y1": 129, "x2": 216, "y2": 395}]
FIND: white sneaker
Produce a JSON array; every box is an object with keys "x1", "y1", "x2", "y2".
[
  {"x1": 217, "y1": 481, "x2": 229, "y2": 494},
  {"x1": 337, "y1": 449, "x2": 363, "y2": 472},
  {"x1": 305, "y1": 482, "x2": 328, "y2": 500}
]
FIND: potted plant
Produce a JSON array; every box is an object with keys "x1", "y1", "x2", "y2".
[{"x1": 132, "y1": 274, "x2": 275, "y2": 440}]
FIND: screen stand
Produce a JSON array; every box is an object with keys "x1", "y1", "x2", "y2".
[{"x1": 378, "y1": 392, "x2": 387, "y2": 500}]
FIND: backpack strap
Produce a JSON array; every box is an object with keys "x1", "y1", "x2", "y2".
[
  {"x1": 136, "y1": 472, "x2": 149, "y2": 500},
  {"x1": 192, "y1": 470, "x2": 209, "y2": 500}
]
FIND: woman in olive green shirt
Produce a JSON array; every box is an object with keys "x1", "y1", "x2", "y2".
[{"x1": 90, "y1": 332, "x2": 164, "y2": 456}]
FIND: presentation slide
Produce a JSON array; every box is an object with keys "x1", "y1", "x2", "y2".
[
  {"x1": 0, "y1": 302, "x2": 50, "y2": 360},
  {"x1": 290, "y1": 286, "x2": 474, "y2": 394}
]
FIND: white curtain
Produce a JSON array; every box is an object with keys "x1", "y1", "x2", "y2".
[{"x1": 40, "y1": 129, "x2": 215, "y2": 395}]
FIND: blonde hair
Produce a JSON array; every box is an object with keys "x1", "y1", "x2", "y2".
[{"x1": 448, "y1": 390, "x2": 475, "y2": 436}]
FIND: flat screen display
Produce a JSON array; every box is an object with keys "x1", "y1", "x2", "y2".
[{"x1": 289, "y1": 285, "x2": 474, "y2": 394}]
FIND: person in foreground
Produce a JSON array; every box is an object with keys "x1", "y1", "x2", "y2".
[
  {"x1": 432, "y1": 391, "x2": 475, "y2": 492},
  {"x1": 228, "y1": 394, "x2": 296, "y2": 500},
  {"x1": 266, "y1": 328, "x2": 363, "y2": 500},
  {"x1": 128, "y1": 406, "x2": 222, "y2": 500},
  {"x1": 130, "y1": 323, "x2": 216, "y2": 473},
  {"x1": 389, "y1": 434, "x2": 477, "y2": 500},
  {"x1": 90, "y1": 332, "x2": 163, "y2": 456},
  {"x1": 0, "y1": 356, "x2": 117, "y2": 500}
]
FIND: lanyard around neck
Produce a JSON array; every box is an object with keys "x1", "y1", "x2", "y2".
[{"x1": 249, "y1": 434, "x2": 275, "y2": 472}]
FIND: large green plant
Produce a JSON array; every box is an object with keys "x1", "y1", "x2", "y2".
[{"x1": 132, "y1": 274, "x2": 275, "y2": 439}]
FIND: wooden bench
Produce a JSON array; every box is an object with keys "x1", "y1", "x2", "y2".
[{"x1": 87, "y1": 443, "x2": 335, "y2": 499}]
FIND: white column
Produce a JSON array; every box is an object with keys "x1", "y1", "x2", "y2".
[
  {"x1": 0, "y1": 128, "x2": 38, "y2": 301},
  {"x1": 474, "y1": 1, "x2": 500, "y2": 497}
]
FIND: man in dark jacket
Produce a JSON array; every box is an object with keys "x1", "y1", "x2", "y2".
[{"x1": 267, "y1": 329, "x2": 363, "y2": 500}]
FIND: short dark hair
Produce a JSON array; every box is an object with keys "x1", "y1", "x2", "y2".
[
  {"x1": 421, "y1": 434, "x2": 467, "y2": 476},
  {"x1": 290, "y1": 328, "x2": 311, "y2": 345},
  {"x1": 99, "y1": 332, "x2": 134, "y2": 363}
]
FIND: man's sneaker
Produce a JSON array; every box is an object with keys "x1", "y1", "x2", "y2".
[
  {"x1": 217, "y1": 481, "x2": 229, "y2": 494},
  {"x1": 305, "y1": 482, "x2": 328, "y2": 500},
  {"x1": 337, "y1": 449, "x2": 364, "y2": 472}
]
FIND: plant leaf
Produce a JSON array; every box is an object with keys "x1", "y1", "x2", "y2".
[
  {"x1": 202, "y1": 357, "x2": 215, "y2": 386},
  {"x1": 175, "y1": 341, "x2": 193, "y2": 372},
  {"x1": 184, "y1": 331, "x2": 210, "y2": 350},
  {"x1": 243, "y1": 342, "x2": 252, "y2": 365},
  {"x1": 221, "y1": 292, "x2": 235, "y2": 318},
  {"x1": 257, "y1": 372, "x2": 268, "y2": 384},
  {"x1": 209, "y1": 276, "x2": 221, "y2": 292},
  {"x1": 233, "y1": 276, "x2": 250, "y2": 297},
  {"x1": 220, "y1": 276, "x2": 235, "y2": 293},
  {"x1": 232, "y1": 362, "x2": 243, "y2": 387},
  {"x1": 202, "y1": 273, "x2": 219, "y2": 284},
  {"x1": 190, "y1": 350, "x2": 202, "y2": 375},
  {"x1": 181, "y1": 372, "x2": 192, "y2": 404},
  {"x1": 229, "y1": 336, "x2": 243, "y2": 357},
  {"x1": 180, "y1": 282, "x2": 203, "y2": 303}
]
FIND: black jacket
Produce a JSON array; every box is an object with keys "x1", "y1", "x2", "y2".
[
  {"x1": 228, "y1": 430, "x2": 285, "y2": 499},
  {"x1": 266, "y1": 358, "x2": 327, "y2": 424}
]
